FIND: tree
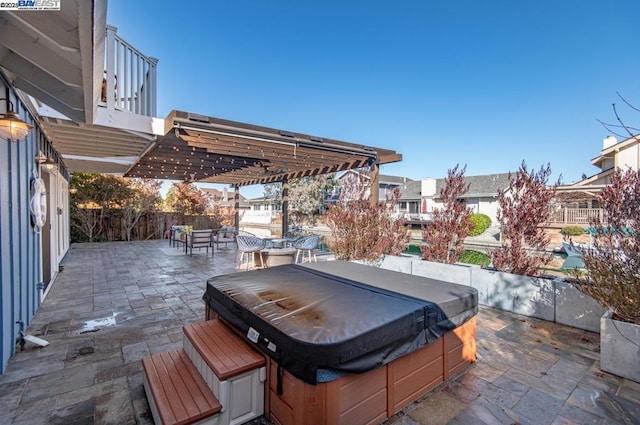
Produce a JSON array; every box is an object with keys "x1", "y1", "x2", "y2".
[
  {"x1": 572, "y1": 168, "x2": 640, "y2": 324},
  {"x1": 597, "y1": 92, "x2": 640, "y2": 141},
  {"x1": 336, "y1": 170, "x2": 371, "y2": 202},
  {"x1": 70, "y1": 173, "x2": 131, "y2": 242},
  {"x1": 263, "y1": 182, "x2": 282, "y2": 203},
  {"x1": 491, "y1": 162, "x2": 559, "y2": 276},
  {"x1": 288, "y1": 174, "x2": 336, "y2": 226},
  {"x1": 421, "y1": 164, "x2": 472, "y2": 264},
  {"x1": 326, "y1": 170, "x2": 409, "y2": 262},
  {"x1": 165, "y1": 182, "x2": 209, "y2": 218},
  {"x1": 121, "y1": 178, "x2": 162, "y2": 241}
]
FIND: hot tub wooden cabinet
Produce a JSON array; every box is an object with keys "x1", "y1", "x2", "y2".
[{"x1": 203, "y1": 261, "x2": 478, "y2": 425}]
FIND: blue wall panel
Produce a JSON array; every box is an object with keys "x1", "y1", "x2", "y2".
[
  {"x1": 0, "y1": 82, "x2": 47, "y2": 373},
  {"x1": 0, "y1": 104, "x2": 12, "y2": 375}
]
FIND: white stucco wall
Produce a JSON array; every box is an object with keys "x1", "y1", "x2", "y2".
[
  {"x1": 617, "y1": 143, "x2": 640, "y2": 171},
  {"x1": 431, "y1": 197, "x2": 500, "y2": 224}
]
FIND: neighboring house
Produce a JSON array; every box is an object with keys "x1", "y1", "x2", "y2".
[
  {"x1": 397, "y1": 173, "x2": 512, "y2": 224},
  {"x1": 334, "y1": 170, "x2": 413, "y2": 202},
  {"x1": 242, "y1": 196, "x2": 282, "y2": 225},
  {"x1": 200, "y1": 187, "x2": 250, "y2": 211},
  {"x1": 551, "y1": 135, "x2": 640, "y2": 226}
]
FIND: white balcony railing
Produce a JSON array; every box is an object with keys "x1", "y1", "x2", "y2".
[
  {"x1": 103, "y1": 25, "x2": 158, "y2": 117},
  {"x1": 549, "y1": 208, "x2": 604, "y2": 226}
]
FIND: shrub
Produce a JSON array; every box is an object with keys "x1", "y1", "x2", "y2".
[
  {"x1": 560, "y1": 226, "x2": 585, "y2": 237},
  {"x1": 468, "y1": 213, "x2": 491, "y2": 236},
  {"x1": 491, "y1": 162, "x2": 558, "y2": 276},
  {"x1": 458, "y1": 250, "x2": 490, "y2": 266},
  {"x1": 421, "y1": 165, "x2": 472, "y2": 264},
  {"x1": 326, "y1": 174, "x2": 410, "y2": 262},
  {"x1": 572, "y1": 169, "x2": 640, "y2": 324}
]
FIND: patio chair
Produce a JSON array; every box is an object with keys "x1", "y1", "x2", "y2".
[
  {"x1": 283, "y1": 229, "x2": 303, "y2": 247},
  {"x1": 212, "y1": 227, "x2": 237, "y2": 250},
  {"x1": 236, "y1": 235, "x2": 267, "y2": 270},
  {"x1": 294, "y1": 234, "x2": 320, "y2": 263},
  {"x1": 186, "y1": 229, "x2": 214, "y2": 256}
]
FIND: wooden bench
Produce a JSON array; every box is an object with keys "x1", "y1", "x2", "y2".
[
  {"x1": 142, "y1": 349, "x2": 221, "y2": 425},
  {"x1": 183, "y1": 319, "x2": 266, "y2": 425}
]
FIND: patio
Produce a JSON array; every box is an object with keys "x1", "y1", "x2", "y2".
[{"x1": 0, "y1": 240, "x2": 638, "y2": 425}]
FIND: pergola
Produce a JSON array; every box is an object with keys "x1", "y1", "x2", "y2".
[{"x1": 126, "y1": 110, "x2": 403, "y2": 234}]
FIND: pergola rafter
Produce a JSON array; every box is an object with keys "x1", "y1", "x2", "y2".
[{"x1": 125, "y1": 110, "x2": 402, "y2": 233}]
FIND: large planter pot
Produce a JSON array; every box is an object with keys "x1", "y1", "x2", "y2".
[
  {"x1": 600, "y1": 311, "x2": 640, "y2": 383},
  {"x1": 554, "y1": 278, "x2": 606, "y2": 333},
  {"x1": 469, "y1": 267, "x2": 555, "y2": 321}
]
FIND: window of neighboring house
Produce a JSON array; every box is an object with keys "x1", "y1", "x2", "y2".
[
  {"x1": 466, "y1": 198, "x2": 479, "y2": 214},
  {"x1": 591, "y1": 200, "x2": 600, "y2": 209},
  {"x1": 253, "y1": 205, "x2": 260, "y2": 211}
]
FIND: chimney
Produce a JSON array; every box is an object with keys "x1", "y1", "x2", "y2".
[
  {"x1": 421, "y1": 178, "x2": 436, "y2": 196},
  {"x1": 603, "y1": 135, "x2": 617, "y2": 150}
]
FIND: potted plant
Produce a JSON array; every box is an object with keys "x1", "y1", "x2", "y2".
[{"x1": 570, "y1": 168, "x2": 639, "y2": 383}]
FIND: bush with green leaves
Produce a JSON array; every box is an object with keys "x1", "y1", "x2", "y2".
[
  {"x1": 560, "y1": 226, "x2": 585, "y2": 237},
  {"x1": 468, "y1": 213, "x2": 492, "y2": 236},
  {"x1": 458, "y1": 250, "x2": 490, "y2": 266}
]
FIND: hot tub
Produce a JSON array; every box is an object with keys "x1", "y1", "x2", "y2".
[{"x1": 203, "y1": 261, "x2": 478, "y2": 424}]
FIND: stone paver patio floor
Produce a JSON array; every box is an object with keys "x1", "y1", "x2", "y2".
[{"x1": 0, "y1": 240, "x2": 638, "y2": 425}]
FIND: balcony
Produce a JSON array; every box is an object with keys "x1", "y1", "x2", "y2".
[
  {"x1": 549, "y1": 207, "x2": 605, "y2": 227},
  {"x1": 102, "y1": 25, "x2": 158, "y2": 117}
]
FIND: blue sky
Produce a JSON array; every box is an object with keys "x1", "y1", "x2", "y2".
[{"x1": 108, "y1": 1, "x2": 640, "y2": 199}]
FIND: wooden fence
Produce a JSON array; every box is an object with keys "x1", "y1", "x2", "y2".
[{"x1": 71, "y1": 210, "x2": 224, "y2": 242}]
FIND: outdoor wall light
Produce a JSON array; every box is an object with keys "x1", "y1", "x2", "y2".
[
  {"x1": 0, "y1": 98, "x2": 33, "y2": 141},
  {"x1": 35, "y1": 151, "x2": 47, "y2": 164},
  {"x1": 42, "y1": 156, "x2": 58, "y2": 172}
]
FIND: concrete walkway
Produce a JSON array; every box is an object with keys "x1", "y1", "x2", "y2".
[{"x1": 0, "y1": 240, "x2": 638, "y2": 425}]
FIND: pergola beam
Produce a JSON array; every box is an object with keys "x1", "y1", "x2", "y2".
[{"x1": 125, "y1": 111, "x2": 402, "y2": 223}]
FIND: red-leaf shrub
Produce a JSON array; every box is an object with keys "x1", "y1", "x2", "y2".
[
  {"x1": 572, "y1": 168, "x2": 640, "y2": 324},
  {"x1": 491, "y1": 162, "x2": 558, "y2": 276},
  {"x1": 326, "y1": 172, "x2": 410, "y2": 262},
  {"x1": 421, "y1": 165, "x2": 473, "y2": 264}
]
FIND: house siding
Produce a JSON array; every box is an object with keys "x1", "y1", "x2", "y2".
[
  {"x1": 0, "y1": 78, "x2": 67, "y2": 374},
  {"x1": 617, "y1": 144, "x2": 639, "y2": 171}
]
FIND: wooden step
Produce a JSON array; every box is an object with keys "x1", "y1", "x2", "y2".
[
  {"x1": 183, "y1": 319, "x2": 266, "y2": 425},
  {"x1": 183, "y1": 319, "x2": 265, "y2": 380},
  {"x1": 142, "y1": 349, "x2": 221, "y2": 425}
]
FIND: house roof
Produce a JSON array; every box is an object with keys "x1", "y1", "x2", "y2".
[
  {"x1": 200, "y1": 188, "x2": 249, "y2": 207},
  {"x1": 380, "y1": 174, "x2": 413, "y2": 185},
  {"x1": 125, "y1": 110, "x2": 403, "y2": 186},
  {"x1": 446, "y1": 173, "x2": 512, "y2": 198},
  {"x1": 398, "y1": 180, "x2": 422, "y2": 200},
  {"x1": 246, "y1": 196, "x2": 275, "y2": 204},
  {"x1": 337, "y1": 170, "x2": 413, "y2": 184},
  {"x1": 591, "y1": 134, "x2": 640, "y2": 169},
  {"x1": 398, "y1": 173, "x2": 512, "y2": 200}
]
